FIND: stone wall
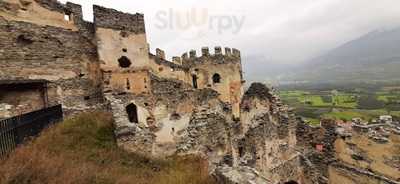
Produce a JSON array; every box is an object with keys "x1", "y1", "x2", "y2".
[
  {"x1": 0, "y1": 0, "x2": 103, "y2": 116},
  {"x1": 93, "y1": 5, "x2": 145, "y2": 34},
  {"x1": 180, "y1": 47, "x2": 243, "y2": 118},
  {"x1": 333, "y1": 131, "x2": 400, "y2": 183},
  {"x1": 0, "y1": 82, "x2": 47, "y2": 119},
  {"x1": 106, "y1": 73, "x2": 233, "y2": 158},
  {"x1": 233, "y1": 83, "x2": 301, "y2": 184}
]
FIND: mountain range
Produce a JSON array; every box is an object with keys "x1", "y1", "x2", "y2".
[{"x1": 244, "y1": 27, "x2": 400, "y2": 84}]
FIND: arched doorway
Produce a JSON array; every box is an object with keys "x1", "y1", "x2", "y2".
[
  {"x1": 284, "y1": 180, "x2": 298, "y2": 184},
  {"x1": 126, "y1": 103, "x2": 138, "y2": 123}
]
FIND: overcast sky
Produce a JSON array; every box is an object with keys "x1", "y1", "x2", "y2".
[{"x1": 60, "y1": 0, "x2": 400, "y2": 64}]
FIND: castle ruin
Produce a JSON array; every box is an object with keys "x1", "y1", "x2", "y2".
[{"x1": 0, "y1": 1, "x2": 399, "y2": 184}]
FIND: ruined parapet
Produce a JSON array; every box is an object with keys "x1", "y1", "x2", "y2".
[
  {"x1": 189, "y1": 50, "x2": 197, "y2": 58},
  {"x1": 225, "y1": 47, "x2": 232, "y2": 56},
  {"x1": 93, "y1": 5, "x2": 145, "y2": 34},
  {"x1": 242, "y1": 82, "x2": 273, "y2": 102},
  {"x1": 214, "y1": 46, "x2": 222, "y2": 55},
  {"x1": 172, "y1": 56, "x2": 182, "y2": 65},
  {"x1": 178, "y1": 46, "x2": 241, "y2": 65},
  {"x1": 0, "y1": 0, "x2": 94, "y2": 37},
  {"x1": 181, "y1": 52, "x2": 189, "y2": 60},
  {"x1": 235, "y1": 83, "x2": 301, "y2": 183},
  {"x1": 156, "y1": 48, "x2": 166, "y2": 60},
  {"x1": 65, "y1": 2, "x2": 95, "y2": 38},
  {"x1": 201, "y1": 47, "x2": 210, "y2": 56},
  {"x1": 232, "y1": 48, "x2": 241, "y2": 58},
  {"x1": 34, "y1": 0, "x2": 66, "y2": 13}
]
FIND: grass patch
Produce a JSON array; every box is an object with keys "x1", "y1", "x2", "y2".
[
  {"x1": 305, "y1": 118, "x2": 321, "y2": 126},
  {"x1": 322, "y1": 111, "x2": 365, "y2": 121},
  {"x1": 0, "y1": 112, "x2": 214, "y2": 184}
]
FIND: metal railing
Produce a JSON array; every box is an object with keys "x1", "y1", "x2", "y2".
[{"x1": 0, "y1": 105, "x2": 63, "y2": 157}]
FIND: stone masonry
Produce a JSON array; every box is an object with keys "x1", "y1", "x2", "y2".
[{"x1": 5, "y1": 1, "x2": 397, "y2": 184}]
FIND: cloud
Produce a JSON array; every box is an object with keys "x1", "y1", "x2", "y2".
[{"x1": 60, "y1": 0, "x2": 400, "y2": 64}]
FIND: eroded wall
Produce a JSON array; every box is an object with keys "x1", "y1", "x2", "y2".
[
  {"x1": 94, "y1": 5, "x2": 149, "y2": 71},
  {"x1": 333, "y1": 132, "x2": 400, "y2": 182},
  {"x1": 104, "y1": 69, "x2": 151, "y2": 95},
  {"x1": 180, "y1": 47, "x2": 243, "y2": 118},
  {"x1": 0, "y1": 0, "x2": 103, "y2": 116},
  {"x1": 106, "y1": 74, "x2": 233, "y2": 159},
  {"x1": 234, "y1": 83, "x2": 301, "y2": 184},
  {"x1": 0, "y1": 0, "x2": 77, "y2": 30}
]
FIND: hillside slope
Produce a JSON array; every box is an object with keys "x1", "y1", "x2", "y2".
[
  {"x1": 274, "y1": 28, "x2": 400, "y2": 83},
  {"x1": 0, "y1": 112, "x2": 214, "y2": 184}
]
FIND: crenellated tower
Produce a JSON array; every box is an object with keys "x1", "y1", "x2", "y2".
[{"x1": 177, "y1": 46, "x2": 244, "y2": 118}]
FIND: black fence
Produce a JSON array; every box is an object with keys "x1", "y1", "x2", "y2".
[{"x1": 0, "y1": 105, "x2": 63, "y2": 157}]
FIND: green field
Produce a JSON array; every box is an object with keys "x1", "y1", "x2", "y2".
[{"x1": 279, "y1": 87, "x2": 400, "y2": 125}]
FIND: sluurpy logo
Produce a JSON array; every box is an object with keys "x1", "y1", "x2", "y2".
[{"x1": 154, "y1": 8, "x2": 245, "y2": 40}]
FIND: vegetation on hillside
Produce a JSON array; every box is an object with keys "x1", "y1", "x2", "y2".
[
  {"x1": 0, "y1": 112, "x2": 215, "y2": 184},
  {"x1": 279, "y1": 84, "x2": 400, "y2": 124}
]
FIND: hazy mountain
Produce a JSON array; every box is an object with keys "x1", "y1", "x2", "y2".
[
  {"x1": 283, "y1": 27, "x2": 400, "y2": 83},
  {"x1": 244, "y1": 28, "x2": 400, "y2": 84}
]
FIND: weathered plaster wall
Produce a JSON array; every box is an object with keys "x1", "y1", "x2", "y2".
[
  {"x1": 105, "y1": 69, "x2": 151, "y2": 95},
  {"x1": 0, "y1": 0, "x2": 77, "y2": 30},
  {"x1": 93, "y1": 5, "x2": 149, "y2": 71},
  {"x1": 0, "y1": 1, "x2": 102, "y2": 116},
  {"x1": 95, "y1": 28, "x2": 149, "y2": 70}
]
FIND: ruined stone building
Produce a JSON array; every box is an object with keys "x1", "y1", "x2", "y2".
[{"x1": 1, "y1": 1, "x2": 398, "y2": 184}]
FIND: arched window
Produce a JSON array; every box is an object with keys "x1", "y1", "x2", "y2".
[
  {"x1": 118, "y1": 56, "x2": 131, "y2": 68},
  {"x1": 212, "y1": 73, "x2": 221, "y2": 84},
  {"x1": 126, "y1": 103, "x2": 138, "y2": 123}
]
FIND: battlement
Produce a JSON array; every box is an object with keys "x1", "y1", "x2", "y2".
[
  {"x1": 93, "y1": 5, "x2": 145, "y2": 34},
  {"x1": 156, "y1": 48, "x2": 166, "y2": 60},
  {"x1": 172, "y1": 47, "x2": 241, "y2": 65}
]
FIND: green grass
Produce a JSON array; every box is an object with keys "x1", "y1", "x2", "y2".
[
  {"x1": 377, "y1": 95, "x2": 396, "y2": 102},
  {"x1": 281, "y1": 91, "x2": 357, "y2": 108},
  {"x1": 0, "y1": 112, "x2": 214, "y2": 184},
  {"x1": 322, "y1": 111, "x2": 366, "y2": 121},
  {"x1": 280, "y1": 89, "x2": 400, "y2": 123},
  {"x1": 334, "y1": 95, "x2": 357, "y2": 108},
  {"x1": 299, "y1": 95, "x2": 332, "y2": 107},
  {"x1": 305, "y1": 118, "x2": 321, "y2": 126}
]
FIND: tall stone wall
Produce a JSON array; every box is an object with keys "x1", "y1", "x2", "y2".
[
  {"x1": 94, "y1": 5, "x2": 149, "y2": 71},
  {"x1": 0, "y1": 1, "x2": 103, "y2": 116},
  {"x1": 232, "y1": 83, "x2": 301, "y2": 184},
  {"x1": 106, "y1": 73, "x2": 234, "y2": 159}
]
